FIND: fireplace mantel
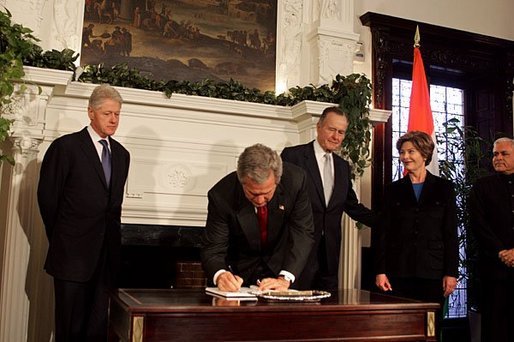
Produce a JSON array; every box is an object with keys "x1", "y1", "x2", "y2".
[{"x1": 26, "y1": 73, "x2": 387, "y2": 228}]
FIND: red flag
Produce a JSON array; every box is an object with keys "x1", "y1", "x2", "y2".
[{"x1": 407, "y1": 38, "x2": 439, "y2": 176}]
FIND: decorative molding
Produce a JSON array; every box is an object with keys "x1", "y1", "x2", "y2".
[
  {"x1": 52, "y1": 0, "x2": 83, "y2": 52},
  {"x1": 2, "y1": 0, "x2": 47, "y2": 32},
  {"x1": 277, "y1": 0, "x2": 303, "y2": 91},
  {"x1": 320, "y1": 0, "x2": 338, "y2": 19},
  {"x1": 23, "y1": 66, "x2": 73, "y2": 86},
  {"x1": 369, "y1": 26, "x2": 390, "y2": 109},
  {"x1": 317, "y1": 36, "x2": 356, "y2": 83},
  {"x1": 12, "y1": 136, "x2": 42, "y2": 157}
]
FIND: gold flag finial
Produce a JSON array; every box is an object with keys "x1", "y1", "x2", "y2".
[{"x1": 414, "y1": 25, "x2": 420, "y2": 48}]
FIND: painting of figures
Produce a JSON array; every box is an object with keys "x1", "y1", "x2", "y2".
[{"x1": 81, "y1": 0, "x2": 277, "y2": 91}]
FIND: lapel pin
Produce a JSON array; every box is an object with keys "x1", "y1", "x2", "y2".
[{"x1": 279, "y1": 205, "x2": 285, "y2": 210}]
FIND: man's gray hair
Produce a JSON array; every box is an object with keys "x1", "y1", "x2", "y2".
[
  {"x1": 494, "y1": 137, "x2": 514, "y2": 147},
  {"x1": 88, "y1": 84, "x2": 123, "y2": 109},
  {"x1": 237, "y1": 143, "x2": 283, "y2": 184}
]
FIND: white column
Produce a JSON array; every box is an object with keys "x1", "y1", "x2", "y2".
[
  {"x1": 339, "y1": 183, "x2": 363, "y2": 290},
  {"x1": 0, "y1": 67, "x2": 72, "y2": 342},
  {"x1": 0, "y1": 136, "x2": 46, "y2": 342},
  {"x1": 337, "y1": 110, "x2": 391, "y2": 289},
  {"x1": 304, "y1": 0, "x2": 360, "y2": 86}
]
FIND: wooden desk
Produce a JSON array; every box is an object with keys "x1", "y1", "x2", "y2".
[{"x1": 109, "y1": 288, "x2": 439, "y2": 341}]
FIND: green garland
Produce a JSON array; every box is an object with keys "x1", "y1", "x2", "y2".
[{"x1": 1, "y1": 7, "x2": 372, "y2": 177}]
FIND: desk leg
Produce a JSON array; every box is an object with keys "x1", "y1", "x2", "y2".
[
  {"x1": 132, "y1": 316, "x2": 144, "y2": 342},
  {"x1": 427, "y1": 311, "x2": 436, "y2": 337}
]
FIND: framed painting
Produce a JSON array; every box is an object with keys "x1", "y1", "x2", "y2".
[{"x1": 81, "y1": 0, "x2": 277, "y2": 91}]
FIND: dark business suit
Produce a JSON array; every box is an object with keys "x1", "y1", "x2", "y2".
[
  {"x1": 281, "y1": 141, "x2": 375, "y2": 290},
  {"x1": 201, "y1": 163, "x2": 315, "y2": 286},
  {"x1": 375, "y1": 172, "x2": 458, "y2": 280},
  {"x1": 374, "y1": 171, "x2": 458, "y2": 323},
  {"x1": 38, "y1": 127, "x2": 130, "y2": 341},
  {"x1": 470, "y1": 173, "x2": 514, "y2": 341}
]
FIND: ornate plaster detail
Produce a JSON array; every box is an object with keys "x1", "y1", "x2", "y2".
[
  {"x1": 14, "y1": 0, "x2": 47, "y2": 32},
  {"x1": 318, "y1": 36, "x2": 356, "y2": 84},
  {"x1": 53, "y1": 0, "x2": 81, "y2": 51},
  {"x1": 12, "y1": 135, "x2": 42, "y2": 157},
  {"x1": 280, "y1": 0, "x2": 303, "y2": 89},
  {"x1": 320, "y1": 0, "x2": 338, "y2": 19},
  {"x1": 166, "y1": 164, "x2": 193, "y2": 190},
  {"x1": 370, "y1": 27, "x2": 391, "y2": 109}
]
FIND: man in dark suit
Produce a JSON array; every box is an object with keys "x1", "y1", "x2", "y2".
[
  {"x1": 470, "y1": 137, "x2": 514, "y2": 342},
  {"x1": 281, "y1": 106, "x2": 375, "y2": 290},
  {"x1": 201, "y1": 143, "x2": 315, "y2": 292},
  {"x1": 38, "y1": 84, "x2": 130, "y2": 341}
]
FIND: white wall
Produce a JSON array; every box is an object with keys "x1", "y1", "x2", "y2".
[{"x1": 356, "y1": 0, "x2": 514, "y2": 41}]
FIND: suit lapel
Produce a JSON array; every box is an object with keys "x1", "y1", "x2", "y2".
[
  {"x1": 109, "y1": 138, "x2": 123, "y2": 192},
  {"x1": 304, "y1": 142, "x2": 325, "y2": 205},
  {"x1": 330, "y1": 155, "x2": 347, "y2": 208},
  {"x1": 417, "y1": 172, "x2": 435, "y2": 205},
  {"x1": 267, "y1": 186, "x2": 285, "y2": 245},
  {"x1": 235, "y1": 188, "x2": 261, "y2": 251},
  {"x1": 235, "y1": 184, "x2": 286, "y2": 251},
  {"x1": 399, "y1": 175, "x2": 418, "y2": 204},
  {"x1": 78, "y1": 128, "x2": 108, "y2": 188}
]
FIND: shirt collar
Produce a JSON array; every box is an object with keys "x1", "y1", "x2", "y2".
[
  {"x1": 87, "y1": 125, "x2": 110, "y2": 146},
  {"x1": 313, "y1": 139, "x2": 329, "y2": 160}
]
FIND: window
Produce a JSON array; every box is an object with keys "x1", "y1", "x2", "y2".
[{"x1": 391, "y1": 78, "x2": 467, "y2": 318}]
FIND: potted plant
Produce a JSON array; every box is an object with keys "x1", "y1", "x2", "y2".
[
  {"x1": 0, "y1": 7, "x2": 78, "y2": 165},
  {"x1": 0, "y1": 8, "x2": 30, "y2": 165},
  {"x1": 438, "y1": 118, "x2": 491, "y2": 341}
]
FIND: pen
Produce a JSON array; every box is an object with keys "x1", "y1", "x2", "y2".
[{"x1": 228, "y1": 265, "x2": 235, "y2": 274}]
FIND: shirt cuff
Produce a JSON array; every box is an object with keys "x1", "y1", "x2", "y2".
[
  {"x1": 279, "y1": 270, "x2": 295, "y2": 283},
  {"x1": 213, "y1": 269, "x2": 226, "y2": 285}
]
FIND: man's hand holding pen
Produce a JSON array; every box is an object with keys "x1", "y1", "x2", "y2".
[{"x1": 217, "y1": 270, "x2": 243, "y2": 292}]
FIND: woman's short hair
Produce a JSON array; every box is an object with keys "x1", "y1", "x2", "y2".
[
  {"x1": 396, "y1": 131, "x2": 435, "y2": 165},
  {"x1": 237, "y1": 143, "x2": 283, "y2": 184}
]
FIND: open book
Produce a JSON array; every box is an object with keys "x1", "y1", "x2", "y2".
[{"x1": 205, "y1": 287, "x2": 258, "y2": 301}]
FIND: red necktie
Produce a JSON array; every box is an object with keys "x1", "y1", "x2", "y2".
[{"x1": 257, "y1": 205, "x2": 268, "y2": 247}]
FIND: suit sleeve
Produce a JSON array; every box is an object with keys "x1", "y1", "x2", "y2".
[
  {"x1": 280, "y1": 147, "x2": 293, "y2": 162},
  {"x1": 342, "y1": 162, "x2": 376, "y2": 227},
  {"x1": 443, "y1": 182, "x2": 459, "y2": 277},
  {"x1": 200, "y1": 191, "x2": 231, "y2": 282},
  {"x1": 469, "y1": 181, "x2": 506, "y2": 257},
  {"x1": 278, "y1": 170, "x2": 315, "y2": 278},
  {"x1": 37, "y1": 140, "x2": 70, "y2": 239},
  {"x1": 373, "y1": 185, "x2": 391, "y2": 275}
]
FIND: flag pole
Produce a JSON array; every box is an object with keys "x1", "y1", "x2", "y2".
[
  {"x1": 414, "y1": 25, "x2": 420, "y2": 48},
  {"x1": 407, "y1": 25, "x2": 440, "y2": 176}
]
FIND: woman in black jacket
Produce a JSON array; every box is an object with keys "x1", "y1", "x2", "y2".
[{"x1": 374, "y1": 131, "x2": 458, "y2": 337}]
